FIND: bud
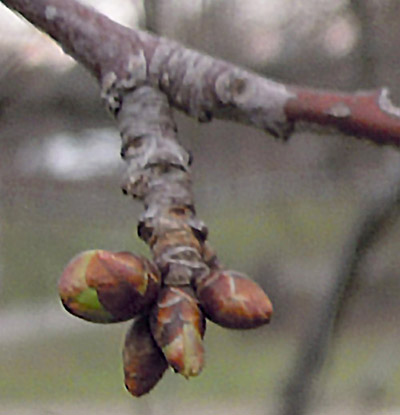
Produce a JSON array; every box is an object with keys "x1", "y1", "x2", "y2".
[
  {"x1": 150, "y1": 287, "x2": 205, "y2": 378},
  {"x1": 58, "y1": 250, "x2": 160, "y2": 323},
  {"x1": 196, "y1": 270, "x2": 273, "y2": 329},
  {"x1": 123, "y1": 316, "x2": 168, "y2": 397}
]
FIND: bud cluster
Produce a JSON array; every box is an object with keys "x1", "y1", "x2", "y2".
[{"x1": 58, "y1": 248, "x2": 273, "y2": 396}]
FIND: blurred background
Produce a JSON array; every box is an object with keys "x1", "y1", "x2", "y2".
[{"x1": 1, "y1": 0, "x2": 400, "y2": 414}]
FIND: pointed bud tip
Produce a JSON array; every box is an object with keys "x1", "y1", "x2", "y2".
[{"x1": 151, "y1": 287, "x2": 206, "y2": 378}]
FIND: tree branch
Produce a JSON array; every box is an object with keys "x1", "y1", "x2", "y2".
[
  {"x1": 2, "y1": 0, "x2": 400, "y2": 146},
  {"x1": 287, "y1": 87, "x2": 400, "y2": 146}
]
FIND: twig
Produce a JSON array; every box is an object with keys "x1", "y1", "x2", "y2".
[
  {"x1": 115, "y1": 84, "x2": 210, "y2": 287},
  {"x1": 2, "y1": 0, "x2": 400, "y2": 146}
]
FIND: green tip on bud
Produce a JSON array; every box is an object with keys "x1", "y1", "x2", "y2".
[
  {"x1": 58, "y1": 250, "x2": 161, "y2": 323},
  {"x1": 58, "y1": 250, "x2": 115, "y2": 323}
]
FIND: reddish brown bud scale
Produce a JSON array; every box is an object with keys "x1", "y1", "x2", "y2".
[
  {"x1": 88, "y1": 250, "x2": 160, "y2": 319},
  {"x1": 123, "y1": 316, "x2": 168, "y2": 397},
  {"x1": 58, "y1": 250, "x2": 161, "y2": 323},
  {"x1": 196, "y1": 270, "x2": 273, "y2": 329},
  {"x1": 151, "y1": 286, "x2": 205, "y2": 378}
]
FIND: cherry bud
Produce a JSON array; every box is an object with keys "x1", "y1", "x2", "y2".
[
  {"x1": 196, "y1": 269, "x2": 273, "y2": 329},
  {"x1": 58, "y1": 250, "x2": 160, "y2": 323},
  {"x1": 123, "y1": 316, "x2": 168, "y2": 397},
  {"x1": 151, "y1": 287, "x2": 205, "y2": 378}
]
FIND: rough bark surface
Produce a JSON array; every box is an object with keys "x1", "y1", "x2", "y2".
[{"x1": 115, "y1": 85, "x2": 210, "y2": 286}]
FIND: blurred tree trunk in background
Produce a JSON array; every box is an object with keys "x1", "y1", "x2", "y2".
[
  {"x1": 143, "y1": 0, "x2": 161, "y2": 33},
  {"x1": 279, "y1": 177, "x2": 400, "y2": 415},
  {"x1": 350, "y1": 0, "x2": 377, "y2": 87}
]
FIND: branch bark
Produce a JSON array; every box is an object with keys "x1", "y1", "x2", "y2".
[
  {"x1": 2, "y1": 0, "x2": 400, "y2": 146},
  {"x1": 116, "y1": 85, "x2": 210, "y2": 286}
]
